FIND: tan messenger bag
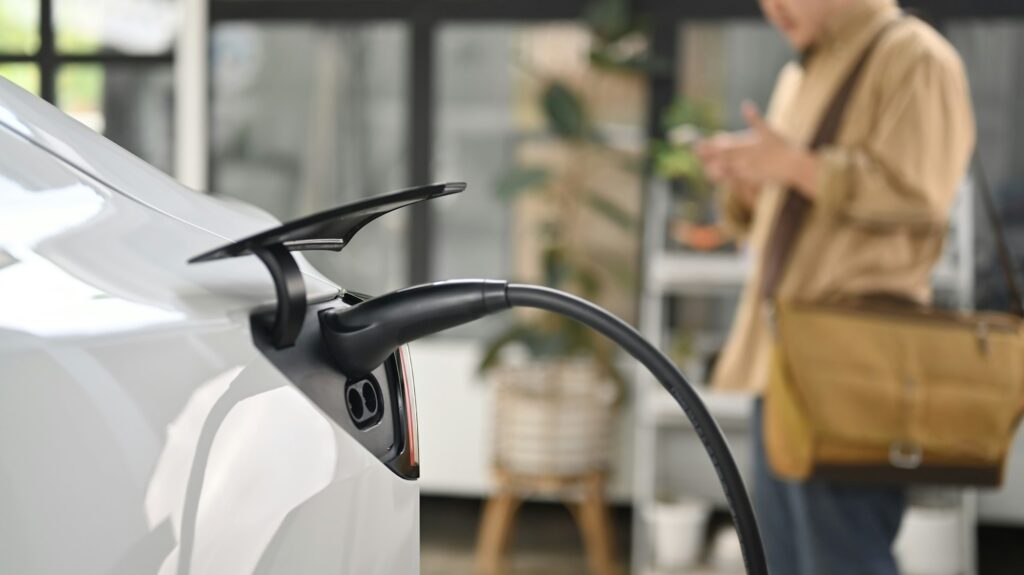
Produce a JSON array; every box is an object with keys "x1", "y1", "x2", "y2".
[
  {"x1": 761, "y1": 17, "x2": 1024, "y2": 486},
  {"x1": 764, "y1": 299, "x2": 1024, "y2": 486}
]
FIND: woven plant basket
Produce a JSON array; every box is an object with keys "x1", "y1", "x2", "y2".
[{"x1": 492, "y1": 359, "x2": 619, "y2": 478}]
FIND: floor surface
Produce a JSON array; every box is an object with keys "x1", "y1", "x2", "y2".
[
  {"x1": 421, "y1": 496, "x2": 1024, "y2": 574},
  {"x1": 420, "y1": 496, "x2": 745, "y2": 575},
  {"x1": 420, "y1": 496, "x2": 630, "y2": 575}
]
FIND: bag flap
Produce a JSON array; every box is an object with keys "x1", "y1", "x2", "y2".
[{"x1": 776, "y1": 302, "x2": 1024, "y2": 460}]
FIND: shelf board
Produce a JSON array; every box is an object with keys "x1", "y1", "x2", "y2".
[
  {"x1": 640, "y1": 384, "x2": 755, "y2": 429},
  {"x1": 648, "y1": 252, "x2": 749, "y2": 292},
  {"x1": 649, "y1": 251, "x2": 963, "y2": 294}
]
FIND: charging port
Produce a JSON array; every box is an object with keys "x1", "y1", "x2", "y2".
[{"x1": 346, "y1": 376, "x2": 384, "y2": 430}]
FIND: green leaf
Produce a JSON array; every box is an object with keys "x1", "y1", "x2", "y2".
[
  {"x1": 477, "y1": 323, "x2": 533, "y2": 374},
  {"x1": 573, "y1": 264, "x2": 603, "y2": 299},
  {"x1": 584, "y1": 0, "x2": 635, "y2": 43},
  {"x1": 542, "y1": 245, "x2": 570, "y2": 288},
  {"x1": 540, "y1": 221, "x2": 561, "y2": 244},
  {"x1": 589, "y1": 49, "x2": 671, "y2": 76},
  {"x1": 542, "y1": 81, "x2": 589, "y2": 140},
  {"x1": 653, "y1": 144, "x2": 703, "y2": 181},
  {"x1": 661, "y1": 96, "x2": 721, "y2": 132},
  {"x1": 477, "y1": 317, "x2": 628, "y2": 400},
  {"x1": 495, "y1": 167, "x2": 551, "y2": 200},
  {"x1": 586, "y1": 192, "x2": 635, "y2": 230},
  {"x1": 563, "y1": 319, "x2": 593, "y2": 355}
]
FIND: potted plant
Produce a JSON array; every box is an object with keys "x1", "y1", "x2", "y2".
[
  {"x1": 477, "y1": 0, "x2": 654, "y2": 478},
  {"x1": 651, "y1": 96, "x2": 727, "y2": 252}
]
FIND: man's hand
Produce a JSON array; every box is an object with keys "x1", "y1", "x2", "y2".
[{"x1": 696, "y1": 101, "x2": 820, "y2": 200}]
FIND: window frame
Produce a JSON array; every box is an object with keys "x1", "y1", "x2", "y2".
[
  {"x1": 206, "y1": 0, "x2": 1024, "y2": 286},
  {"x1": 0, "y1": 0, "x2": 174, "y2": 102}
]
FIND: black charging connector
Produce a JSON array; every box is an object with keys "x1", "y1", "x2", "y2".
[
  {"x1": 318, "y1": 279, "x2": 768, "y2": 575},
  {"x1": 319, "y1": 280, "x2": 509, "y2": 377}
]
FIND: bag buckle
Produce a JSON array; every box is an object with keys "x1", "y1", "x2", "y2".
[{"x1": 889, "y1": 442, "x2": 923, "y2": 469}]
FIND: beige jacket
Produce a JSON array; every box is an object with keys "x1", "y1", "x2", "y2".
[{"x1": 711, "y1": 0, "x2": 976, "y2": 393}]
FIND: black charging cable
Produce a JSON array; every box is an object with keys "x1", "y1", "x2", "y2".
[{"x1": 319, "y1": 279, "x2": 768, "y2": 575}]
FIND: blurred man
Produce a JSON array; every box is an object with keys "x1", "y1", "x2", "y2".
[{"x1": 697, "y1": 0, "x2": 975, "y2": 573}]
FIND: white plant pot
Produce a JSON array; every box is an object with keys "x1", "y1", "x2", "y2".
[
  {"x1": 894, "y1": 507, "x2": 964, "y2": 575},
  {"x1": 645, "y1": 499, "x2": 710, "y2": 571},
  {"x1": 492, "y1": 360, "x2": 618, "y2": 477}
]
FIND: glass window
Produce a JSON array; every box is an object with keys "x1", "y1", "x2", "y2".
[
  {"x1": 54, "y1": 0, "x2": 178, "y2": 55},
  {"x1": 56, "y1": 64, "x2": 175, "y2": 173},
  {"x1": 678, "y1": 21, "x2": 792, "y2": 130},
  {"x1": 656, "y1": 20, "x2": 791, "y2": 258},
  {"x1": 947, "y1": 21, "x2": 1024, "y2": 311},
  {"x1": 433, "y1": 23, "x2": 646, "y2": 337},
  {"x1": 433, "y1": 24, "x2": 543, "y2": 285},
  {"x1": 0, "y1": 0, "x2": 40, "y2": 55},
  {"x1": 211, "y1": 23, "x2": 409, "y2": 296},
  {"x1": 663, "y1": 21, "x2": 793, "y2": 252},
  {"x1": 0, "y1": 64, "x2": 40, "y2": 95}
]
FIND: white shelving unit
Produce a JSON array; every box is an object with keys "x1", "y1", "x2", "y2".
[{"x1": 631, "y1": 179, "x2": 978, "y2": 575}]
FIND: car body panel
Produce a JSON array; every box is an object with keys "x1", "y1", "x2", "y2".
[
  {"x1": 0, "y1": 78, "x2": 418, "y2": 574},
  {"x1": 0, "y1": 76, "x2": 276, "y2": 242}
]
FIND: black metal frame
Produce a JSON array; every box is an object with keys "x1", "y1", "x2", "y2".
[{"x1": 0, "y1": 0, "x2": 173, "y2": 104}]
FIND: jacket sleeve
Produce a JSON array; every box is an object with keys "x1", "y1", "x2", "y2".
[{"x1": 814, "y1": 48, "x2": 976, "y2": 229}]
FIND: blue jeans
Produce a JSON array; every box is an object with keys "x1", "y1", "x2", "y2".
[{"x1": 751, "y1": 400, "x2": 906, "y2": 575}]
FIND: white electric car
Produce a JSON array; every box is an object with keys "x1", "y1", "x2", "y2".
[{"x1": 0, "y1": 77, "x2": 441, "y2": 574}]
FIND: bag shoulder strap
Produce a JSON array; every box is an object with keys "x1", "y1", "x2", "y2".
[
  {"x1": 973, "y1": 154, "x2": 1024, "y2": 316},
  {"x1": 809, "y1": 18, "x2": 902, "y2": 149},
  {"x1": 761, "y1": 16, "x2": 903, "y2": 299}
]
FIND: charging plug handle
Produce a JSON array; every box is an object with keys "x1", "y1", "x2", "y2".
[
  {"x1": 319, "y1": 279, "x2": 767, "y2": 575},
  {"x1": 319, "y1": 280, "x2": 510, "y2": 377}
]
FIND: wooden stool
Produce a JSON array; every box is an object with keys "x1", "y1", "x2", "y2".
[{"x1": 474, "y1": 468, "x2": 619, "y2": 575}]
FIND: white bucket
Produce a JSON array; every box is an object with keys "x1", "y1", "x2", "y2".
[
  {"x1": 645, "y1": 499, "x2": 710, "y2": 570},
  {"x1": 894, "y1": 507, "x2": 963, "y2": 575}
]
